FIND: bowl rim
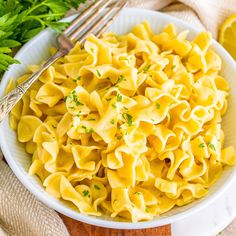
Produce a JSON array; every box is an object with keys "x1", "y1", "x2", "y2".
[{"x1": 1, "y1": 8, "x2": 236, "y2": 229}]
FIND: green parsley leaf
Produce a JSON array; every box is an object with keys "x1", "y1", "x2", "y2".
[
  {"x1": 122, "y1": 113, "x2": 133, "y2": 126},
  {"x1": 82, "y1": 190, "x2": 90, "y2": 197},
  {"x1": 198, "y1": 143, "x2": 205, "y2": 148},
  {"x1": 116, "y1": 75, "x2": 126, "y2": 84},
  {"x1": 156, "y1": 103, "x2": 161, "y2": 109},
  {"x1": 73, "y1": 76, "x2": 81, "y2": 82},
  {"x1": 110, "y1": 119, "x2": 115, "y2": 125},
  {"x1": 0, "y1": 0, "x2": 85, "y2": 75},
  {"x1": 209, "y1": 143, "x2": 216, "y2": 151},
  {"x1": 171, "y1": 64, "x2": 176, "y2": 70},
  {"x1": 81, "y1": 125, "x2": 94, "y2": 133},
  {"x1": 96, "y1": 70, "x2": 101, "y2": 77},
  {"x1": 143, "y1": 64, "x2": 151, "y2": 73},
  {"x1": 94, "y1": 185, "x2": 100, "y2": 190},
  {"x1": 112, "y1": 103, "x2": 117, "y2": 109},
  {"x1": 135, "y1": 192, "x2": 141, "y2": 195},
  {"x1": 117, "y1": 94, "x2": 122, "y2": 102}
]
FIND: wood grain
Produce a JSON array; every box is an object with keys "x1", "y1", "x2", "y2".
[{"x1": 59, "y1": 214, "x2": 171, "y2": 236}]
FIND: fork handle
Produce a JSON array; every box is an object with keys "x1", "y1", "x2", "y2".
[{"x1": 0, "y1": 50, "x2": 64, "y2": 123}]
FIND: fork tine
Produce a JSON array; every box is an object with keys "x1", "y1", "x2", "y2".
[
  {"x1": 63, "y1": 0, "x2": 107, "y2": 36},
  {"x1": 96, "y1": 1, "x2": 128, "y2": 38},
  {"x1": 70, "y1": 0, "x2": 128, "y2": 43},
  {"x1": 67, "y1": 0, "x2": 114, "y2": 40}
]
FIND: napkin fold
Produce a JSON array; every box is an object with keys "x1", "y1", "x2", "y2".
[{"x1": 1, "y1": 0, "x2": 236, "y2": 235}]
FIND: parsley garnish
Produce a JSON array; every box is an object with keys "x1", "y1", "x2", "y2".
[
  {"x1": 63, "y1": 96, "x2": 67, "y2": 102},
  {"x1": 96, "y1": 70, "x2": 101, "y2": 77},
  {"x1": 135, "y1": 192, "x2": 141, "y2": 195},
  {"x1": 209, "y1": 143, "x2": 216, "y2": 151},
  {"x1": 81, "y1": 126, "x2": 94, "y2": 133},
  {"x1": 73, "y1": 76, "x2": 81, "y2": 82},
  {"x1": 171, "y1": 65, "x2": 176, "y2": 70},
  {"x1": 90, "y1": 48, "x2": 94, "y2": 53},
  {"x1": 76, "y1": 111, "x2": 82, "y2": 118},
  {"x1": 94, "y1": 185, "x2": 100, "y2": 190},
  {"x1": 70, "y1": 91, "x2": 84, "y2": 106},
  {"x1": 82, "y1": 190, "x2": 90, "y2": 197},
  {"x1": 122, "y1": 113, "x2": 133, "y2": 126},
  {"x1": 198, "y1": 143, "x2": 204, "y2": 148},
  {"x1": 117, "y1": 94, "x2": 122, "y2": 102},
  {"x1": 116, "y1": 75, "x2": 126, "y2": 84},
  {"x1": 143, "y1": 64, "x2": 151, "y2": 73},
  {"x1": 110, "y1": 119, "x2": 115, "y2": 125},
  {"x1": 0, "y1": 0, "x2": 85, "y2": 75},
  {"x1": 156, "y1": 103, "x2": 161, "y2": 109},
  {"x1": 112, "y1": 103, "x2": 117, "y2": 109}
]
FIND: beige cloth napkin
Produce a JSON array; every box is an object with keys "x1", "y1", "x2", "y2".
[{"x1": 0, "y1": 1, "x2": 236, "y2": 235}]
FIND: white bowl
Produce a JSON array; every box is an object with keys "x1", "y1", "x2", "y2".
[{"x1": 1, "y1": 8, "x2": 236, "y2": 229}]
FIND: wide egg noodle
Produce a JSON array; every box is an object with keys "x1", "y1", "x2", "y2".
[{"x1": 10, "y1": 21, "x2": 236, "y2": 222}]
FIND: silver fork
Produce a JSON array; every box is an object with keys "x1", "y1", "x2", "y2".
[{"x1": 0, "y1": 0, "x2": 127, "y2": 123}]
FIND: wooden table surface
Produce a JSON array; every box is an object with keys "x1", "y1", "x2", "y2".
[{"x1": 60, "y1": 214, "x2": 171, "y2": 236}]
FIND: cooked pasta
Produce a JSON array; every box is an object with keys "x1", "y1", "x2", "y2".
[{"x1": 9, "y1": 21, "x2": 236, "y2": 222}]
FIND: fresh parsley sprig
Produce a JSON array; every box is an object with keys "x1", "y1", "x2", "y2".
[{"x1": 0, "y1": 0, "x2": 86, "y2": 76}]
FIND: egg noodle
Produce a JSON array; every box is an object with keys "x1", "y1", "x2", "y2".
[{"x1": 8, "y1": 22, "x2": 236, "y2": 222}]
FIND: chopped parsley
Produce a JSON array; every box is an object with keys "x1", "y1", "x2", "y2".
[
  {"x1": 145, "y1": 207, "x2": 149, "y2": 212},
  {"x1": 63, "y1": 96, "x2": 67, "y2": 102},
  {"x1": 94, "y1": 185, "x2": 100, "y2": 190},
  {"x1": 116, "y1": 75, "x2": 126, "y2": 84},
  {"x1": 143, "y1": 64, "x2": 151, "y2": 73},
  {"x1": 209, "y1": 143, "x2": 216, "y2": 151},
  {"x1": 82, "y1": 190, "x2": 90, "y2": 197},
  {"x1": 135, "y1": 192, "x2": 141, "y2": 195},
  {"x1": 70, "y1": 91, "x2": 84, "y2": 106},
  {"x1": 122, "y1": 113, "x2": 133, "y2": 126},
  {"x1": 69, "y1": 106, "x2": 75, "y2": 109},
  {"x1": 73, "y1": 76, "x2": 81, "y2": 82},
  {"x1": 96, "y1": 70, "x2": 101, "y2": 77},
  {"x1": 87, "y1": 118, "x2": 96, "y2": 121},
  {"x1": 156, "y1": 103, "x2": 161, "y2": 109},
  {"x1": 110, "y1": 119, "x2": 115, "y2": 125},
  {"x1": 117, "y1": 94, "x2": 122, "y2": 102},
  {"x1": 171, "y1": 64, "x2": 176, "y2": 70},
  {"x1": 123, "y1": 106, "x2": 128, "y2": 110},
  {"x1": 151, "y1": 118, "x2": 155, "y2": 122},
  {"x1": 81, "y1": 126, "x2": 94, "y2": 133},
  {"x1": 76, "y1": 111, "x2": 82, "y2": 118},
  {"x1": 90, "y1": 48, "x2": 94, "y2": 53},
  {"x1": 106, "y1": 98, "x2": 112, "y2": 102},
  {"x1": 198, "y1": 143, "x2": 205, "y2": 148},
  {"x1": 112, "y1": 103, "x2": 117, "y2": 109}
]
